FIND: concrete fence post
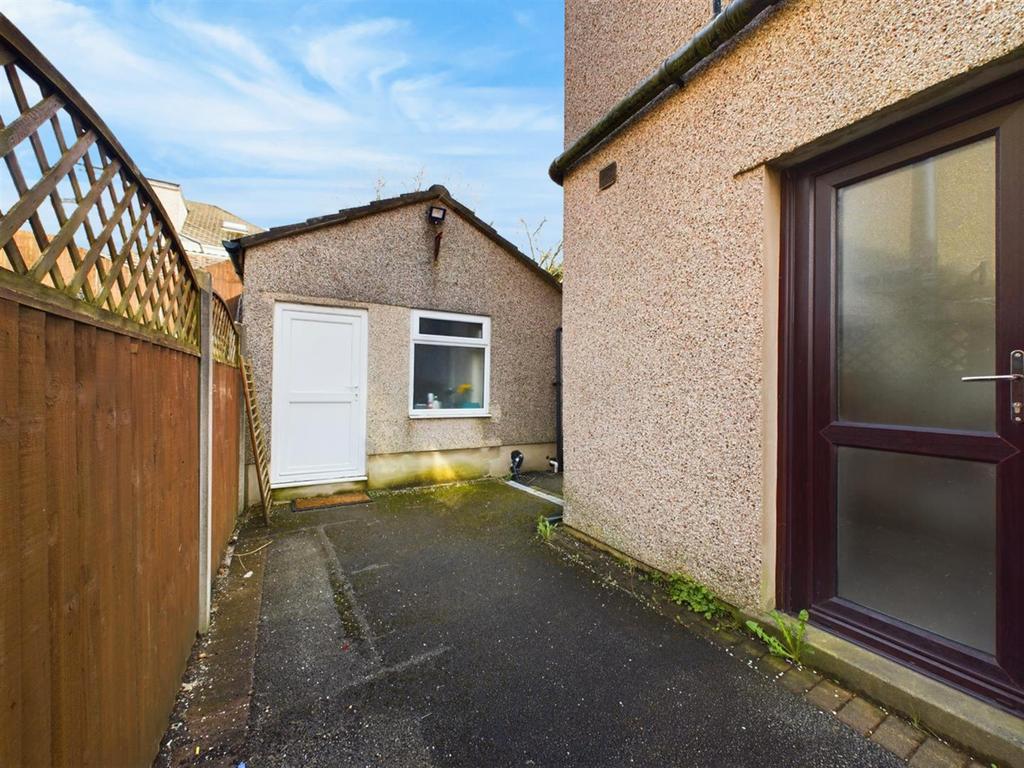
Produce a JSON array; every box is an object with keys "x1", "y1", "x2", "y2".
[
  {"x1": 197, "y1": 271, "x2": 213, "y2": 635},
  {"x1": 235, "y1": 321, "x2": 247, "y2": 518}
]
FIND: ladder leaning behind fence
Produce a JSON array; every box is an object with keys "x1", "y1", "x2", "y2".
[{"x1": 240, "y1": 354, "x2": 272, "y2": 524}]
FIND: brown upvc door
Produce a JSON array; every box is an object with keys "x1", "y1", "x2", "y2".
[{"x1": 780, "y1": 76, "x2": 1024, "y2": 715}]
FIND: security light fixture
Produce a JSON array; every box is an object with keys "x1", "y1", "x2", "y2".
[
  {"x1": 427, "y1": 205, "x2": 447, "y2": 225},
  {"x1": 428, "y1": 205, "x2": 447, "y2": 260}
]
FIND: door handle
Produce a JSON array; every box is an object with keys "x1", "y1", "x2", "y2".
[
  {"x1": 961, "y1": 350, "x2": 1024, "y2": 422},
  {"x1": 960, "y1": 374, "x2": 1024, "y2": 382}
]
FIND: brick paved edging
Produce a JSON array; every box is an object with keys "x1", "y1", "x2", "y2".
[{"x1": 546, "y1": 528, "x2": 997, "y2": 768}]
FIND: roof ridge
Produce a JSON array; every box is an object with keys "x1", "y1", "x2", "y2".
[
  {"x1": 227, "y1": 184, "x2": 560, "y2": 291},
  {"x1": 183, "y1": 198, "x2": 261, "y2": 225}
]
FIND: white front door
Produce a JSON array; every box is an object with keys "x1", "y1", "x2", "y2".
[{"x1": 271, "y1": 303, "x2": 368, "y2": 487}]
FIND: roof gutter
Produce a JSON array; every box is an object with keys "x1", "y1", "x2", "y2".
[{"x1": 548, "y1": 0, "x2": 782, "y2": 185}]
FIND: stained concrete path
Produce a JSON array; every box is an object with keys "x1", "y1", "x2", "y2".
[
  {"x1": 514, "y1": 470, "x2": 564, "y2": 498},
  {"x1": 241, "y1": 481, "x2": 901, "y2": 767}
]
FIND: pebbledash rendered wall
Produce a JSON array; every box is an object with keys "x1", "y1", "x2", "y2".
[
  {"x1": 243, "y1": 199, "x2": 562, "y2": 494},
  {"x1": 560, "y1": 0, "x2": 1024, "y2": 611}
]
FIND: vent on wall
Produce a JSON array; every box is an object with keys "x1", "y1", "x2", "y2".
[{"x1": 599, "y1": 162, "x2": 617, "y2": 190}]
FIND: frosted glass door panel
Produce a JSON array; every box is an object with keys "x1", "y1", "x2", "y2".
[
  {"x1": 836, "y1": 138, "x2": 996, "y2": 431},
  {"x1": 836, "y1": 448, "x2": 996, "y2": 653}
]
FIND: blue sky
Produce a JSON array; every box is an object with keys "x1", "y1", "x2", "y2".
[{"x1": 4, "y1": 0, "x2": 565, "y2": 254}]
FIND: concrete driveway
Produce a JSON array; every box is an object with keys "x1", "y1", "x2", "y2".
[{"x1": 227, "y1": 480, "x2": 900, "y2": 767}]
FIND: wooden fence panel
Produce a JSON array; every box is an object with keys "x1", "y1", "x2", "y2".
[
  {"x1": 0, "y1": 296, "x2": 199, "y2": 767},
  {"x1": 212, "y1": 361, "x2": 242, "y2": 573},
  {"x1": 0, "y1": 16, "x2": 246, "y2": 765}
]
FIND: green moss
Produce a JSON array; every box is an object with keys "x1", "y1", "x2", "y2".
[{"x1": 328, "y1": 572, "x2": 366, "y2": 643}]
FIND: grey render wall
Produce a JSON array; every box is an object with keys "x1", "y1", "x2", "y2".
[
  {"x1": 560, "y1": 0, "x2": 1024, "y2": 610},
  {"x1": 243, "y1": 200, "x2": 562, "y2": 463}
]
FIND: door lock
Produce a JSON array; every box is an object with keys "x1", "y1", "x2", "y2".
[{"x1": 962, "y1": 350, "x2": 1024, "y2": 422}]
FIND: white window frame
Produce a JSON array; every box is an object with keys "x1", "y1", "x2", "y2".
[{"x1": 409, "y1": 309, "x2": 491, "y2": 419}]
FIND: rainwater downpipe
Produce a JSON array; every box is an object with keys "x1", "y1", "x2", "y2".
[{"x1": 548, "y1": 0, "x2": 783, "y2": 185}]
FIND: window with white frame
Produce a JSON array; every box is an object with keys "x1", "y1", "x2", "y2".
[{"x1": 409, "y1": 310, "x2": 490, "y2": 417}]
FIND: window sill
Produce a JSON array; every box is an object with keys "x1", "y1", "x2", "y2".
[{"x1": 408, "y1": 411, "x2": 491, "y2": 420}]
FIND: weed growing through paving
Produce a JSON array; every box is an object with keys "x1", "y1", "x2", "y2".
[
  {"x1": 746, "y1": 609, "x2": 809, "y2": 663},
  {"x1": 666, "y1": 573, "x2": 733, "y2": 624},
  {"x1": 536, "y1": 516, "x2": 556, "y2": 542}
]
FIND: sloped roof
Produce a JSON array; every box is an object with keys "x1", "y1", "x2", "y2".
[
  {"x1": 228, "y1": 185, "x2": 561, "y2": 290},
  {"x1": 181, "y1": 199, "x2": 263, "y2": 248}
]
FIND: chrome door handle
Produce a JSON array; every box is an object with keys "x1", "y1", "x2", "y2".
[
  {"x1": 961, "y1": 374, "x2": 1024, "y2": 382},
  {"x1": 961, "y1": 350, "x2": 1024, "y2": 423}
]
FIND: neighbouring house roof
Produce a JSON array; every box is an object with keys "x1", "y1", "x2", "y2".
[
  {"x1": 225, "y1": 185, "x2": 561, "y2": 290},
  {"x1": 182, "y1": 199, "x2": 263, "y2": 249},
  {"x1": 147, "y1": 177, "x2": 264, "y2": 279}
]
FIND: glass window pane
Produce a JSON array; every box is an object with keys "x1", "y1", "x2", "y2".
[
  {"x1": 837, "y1": 138, "x2": 996, "y2": 431},
  {"x1": 418, "y1": 316, "x2": 484, "y2": 338},
  {"x1": 836, "y1": 447, "x2": 996, "y2": 653},
  {"x1": 412, "y1": 344, "x2": 486, "y2": 410}
]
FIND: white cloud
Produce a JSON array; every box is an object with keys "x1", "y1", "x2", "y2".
[
  {"x1": 3, "y1": 0, "x2": 353, "y2": 160},
  {"x1": 391, "y1": 77, "x2": 560, "y2": 133},
  {"x1": 513, "y1": 11, "x2": 535, "y2": 28},
  {"x1": 302, "y1": 19, "x2": 410, "y2": 94},
  {"x1": 155, "y1": 10, "x2": 281, "y2": 79}
]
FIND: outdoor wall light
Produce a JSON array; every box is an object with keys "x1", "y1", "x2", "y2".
[{"x1": 428, "y1": 205, "x2": 447, "y2": 260}]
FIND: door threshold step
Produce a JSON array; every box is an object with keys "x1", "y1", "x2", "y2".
[{"x1": 292, "y1": 491, "x2": 372, "y2": 511}]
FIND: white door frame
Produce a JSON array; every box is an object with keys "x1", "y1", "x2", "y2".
[{"x1": 270, "y1": 302, "x2": 368, "y2": 487}]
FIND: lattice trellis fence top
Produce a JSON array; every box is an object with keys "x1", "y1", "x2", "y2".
[
  {"x1": 212, "y1": 294, "x2": 239, "y2": 366},
  {"x1": 0, "y1": 18, "x2": 201, "y2": 347}
]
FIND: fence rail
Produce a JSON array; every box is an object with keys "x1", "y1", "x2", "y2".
[{"x1": 0, "y1": 15, "x2": 247, "y2": 767}]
